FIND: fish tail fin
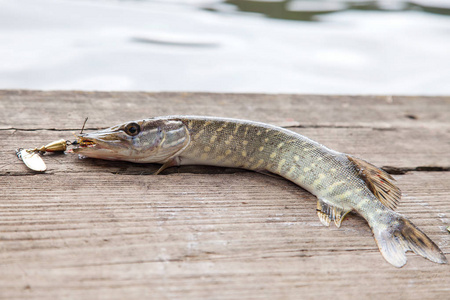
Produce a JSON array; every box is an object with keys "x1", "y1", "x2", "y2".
[{"x1": 372, "y1": 212, "x2": 447, "y2": 267}]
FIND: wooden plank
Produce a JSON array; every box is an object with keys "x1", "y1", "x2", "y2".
[
  {"x1": 0, "y1": 172, "x2": 449, "y2": 299},
  {"x1": 0, "y1": 90, "x2": 449, "y2": 299},
  {"x1": 2, "y1": 125, "x2": 449, "y2": 174},
  {"x1": 0, "y1": 91, "x2": 449, "y2": 129}
]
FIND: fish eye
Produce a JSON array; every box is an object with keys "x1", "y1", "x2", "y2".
[{"x1": 124, "y1": 123, "x2": 141, "y2": 136}]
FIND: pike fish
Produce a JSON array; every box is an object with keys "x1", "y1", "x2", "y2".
[{"x1": 73, "y1": 116, "x2": 447, "y2": 267}]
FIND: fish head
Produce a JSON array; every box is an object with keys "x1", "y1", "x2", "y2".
[{"x1": 73, "y1": 118, "x2": 190, "y2": 163}]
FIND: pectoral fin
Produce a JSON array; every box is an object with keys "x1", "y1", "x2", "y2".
[
  {"x1": 154, "y1": 157, "x2": 180, "y2": 175},
  {"x1": 316, "y1": 199, "x2": 351, "y2": 228}
]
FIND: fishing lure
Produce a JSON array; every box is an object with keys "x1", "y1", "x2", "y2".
[
  {"x1": 16, "y1": 118, "x2": 89, "y2": 172},
  {"x1": 16, "y1": 139, "x2": 68, "y2": 172}
]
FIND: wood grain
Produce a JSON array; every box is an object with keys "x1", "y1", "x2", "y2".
[{"x1": 0, "y1": 91, "x2": 449, "y2": 299}]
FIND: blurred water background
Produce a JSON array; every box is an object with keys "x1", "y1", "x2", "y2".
[{"x1": 1, "y1": 0, "x2": 450, "y2": 95}]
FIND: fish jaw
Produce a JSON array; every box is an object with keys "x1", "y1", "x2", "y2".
[
  {"x1": 72, "y1": 132, "x2": 134, "y2": 161},
  {"x1": 71, "y1": 118, "x2": 191, "y2": 163}
]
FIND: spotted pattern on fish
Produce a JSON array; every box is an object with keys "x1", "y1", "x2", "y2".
[{"x1": 74, "y1": 115, "x2": 447, "y2": 268}]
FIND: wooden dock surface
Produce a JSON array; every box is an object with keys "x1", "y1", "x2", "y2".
[{"x1": 0, "y1": 90, "x2": 449, "y2": 299}]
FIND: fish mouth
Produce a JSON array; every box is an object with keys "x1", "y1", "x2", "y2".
[
  {"x1": 70, "y1": 134, "x2": 125, "y2": 161},
  {"x1": 71, "y1": 137, "x2": 99, "y2": 152}
]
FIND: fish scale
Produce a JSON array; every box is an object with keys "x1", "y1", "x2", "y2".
[
  {"x1": 74, "y1": 115, "x2": 447, "y2": 268},
  {"x1": 180, "y1": 117, "x2": 359, "y2": 203}
]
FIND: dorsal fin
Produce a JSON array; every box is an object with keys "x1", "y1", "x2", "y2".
[{"x1": 347, "y1": 155, "x2": 401, "y2": 210}]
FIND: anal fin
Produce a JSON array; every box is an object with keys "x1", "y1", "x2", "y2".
[{"x1": 317, "y1": 199, "x2": 351, "y2": 228}]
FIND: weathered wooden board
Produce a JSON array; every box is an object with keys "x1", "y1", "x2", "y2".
[
  {"x1": 0, "y1": 90, "x2": 449, "y2": 299},
  {"x1": 1, "y1": 91, "x2": 449, "y2": 129},
  {"x1": 2, "y1": 126, "x2": 449, "y2": 174}
]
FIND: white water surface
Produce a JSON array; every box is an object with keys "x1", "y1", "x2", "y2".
[{"x1": 1, "y1": 0, "x2": 449, "y2": 94}]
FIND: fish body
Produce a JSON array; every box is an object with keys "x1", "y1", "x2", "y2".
[{"x1": 74, "y1": 116, "x2": 447, "y2": 267}]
